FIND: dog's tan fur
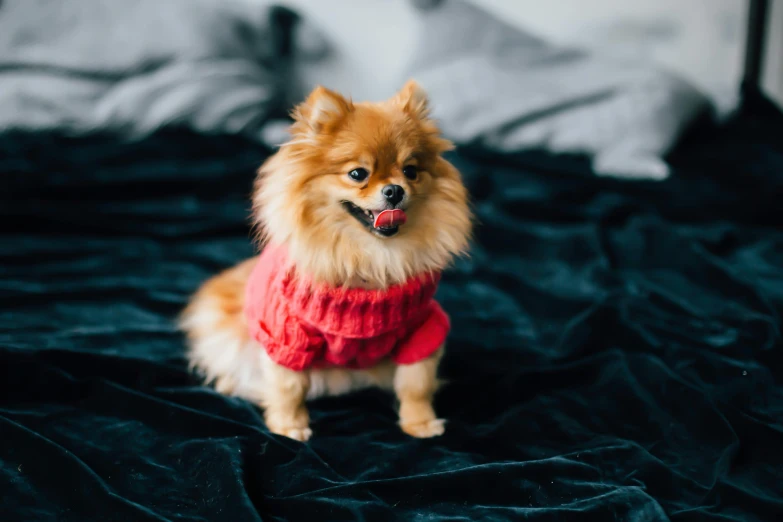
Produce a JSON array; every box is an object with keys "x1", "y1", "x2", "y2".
[{"x1": 180, "y1": 81, "x2": 471, "y2": 441}]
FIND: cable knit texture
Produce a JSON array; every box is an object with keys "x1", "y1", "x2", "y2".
[{"x1": 244, "y1": 244, "x2": 450, "y2": 371}]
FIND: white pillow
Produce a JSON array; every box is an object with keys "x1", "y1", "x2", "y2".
[{"x1": 406, "y1": 0, "x2": 710, "y2": 180}]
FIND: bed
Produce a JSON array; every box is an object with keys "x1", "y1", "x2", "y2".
[{"x1": 2, "y1": 1, "x2": 782, "y2": 521}]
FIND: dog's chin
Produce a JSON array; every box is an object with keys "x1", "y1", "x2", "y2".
[{"x1": 341, "y1": 201, "x2": 401, "y2": 238}]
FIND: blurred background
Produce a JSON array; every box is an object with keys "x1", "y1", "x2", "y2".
[
  {"x1": 290, "y1": 0, "x2": 783, "y2": 112},
  {"x1": 1, "y1": 0, "x2": 781, "y2": 180}
]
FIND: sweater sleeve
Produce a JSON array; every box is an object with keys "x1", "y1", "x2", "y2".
[
  {"x1": 244, "y1": 246, "x2": 325, "y2": 371},
  {"x1": 260, "y1": 316, "x2": 324, "y2": 372},
  {"x1": 392, "y1": 301, "x2": 450, "y2": 365}
]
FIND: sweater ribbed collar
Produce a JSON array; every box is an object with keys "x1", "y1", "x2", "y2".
[{"x1": 271, "y1": 245, "x2": 441, "y2": 338}]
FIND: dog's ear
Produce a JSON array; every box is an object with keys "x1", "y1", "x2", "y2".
[
  {"x1": 294, "y1": 86, "x2": 353, "y2": 134},
  {"x1": 393, "y1": 79, "x2": 430, "y2": 120}
]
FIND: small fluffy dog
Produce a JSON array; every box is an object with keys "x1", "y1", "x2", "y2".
[{"x1": 180, "y1": 81, "x2": 471, "y2": 441}]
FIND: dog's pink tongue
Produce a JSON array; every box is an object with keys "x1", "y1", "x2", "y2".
[{"x1": 373, "y1": 209, "x2": 407, "y2": 228}]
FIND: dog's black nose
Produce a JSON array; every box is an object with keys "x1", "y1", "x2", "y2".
[{"x1": 381, "y1": 184, "x2": 404, "y2": 206}]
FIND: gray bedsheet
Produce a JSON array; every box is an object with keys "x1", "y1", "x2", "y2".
[
  {"x1": 405, "y1": 0, "x2": 710, "y2": 179},
  {"x1": 0, "y1": 0, "x2": 710, "y2": 180},
  {"x1": 0, "y1": 0, "x2": 325, "y2": 140}
]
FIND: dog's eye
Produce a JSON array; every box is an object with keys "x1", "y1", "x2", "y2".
[
  {"x1": 348, "y1": 168, "x2": 369, "y2": 182},
  {"x1": 402, "y1": 165, "x2": 417, "y2": 180}
]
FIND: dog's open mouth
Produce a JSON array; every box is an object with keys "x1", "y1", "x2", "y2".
[{"x1": 342, "y1": 201, "x2": 407, "y2": 237}]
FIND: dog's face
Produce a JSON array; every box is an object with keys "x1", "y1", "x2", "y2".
[
  {"x1": 254, "y1": 81, "x2": 471, "y2": 287},
  {"x1": 312, "y1": 87, "x2": 443, "y2": 239}
]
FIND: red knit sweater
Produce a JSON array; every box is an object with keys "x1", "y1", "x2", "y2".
[{"x1": 244, "y1": 244, "x2": 450, "y2": 371}]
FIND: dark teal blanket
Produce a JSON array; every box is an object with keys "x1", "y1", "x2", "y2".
[{"x1": 1, "y1": 94, "x2": 782, "y2": 521}]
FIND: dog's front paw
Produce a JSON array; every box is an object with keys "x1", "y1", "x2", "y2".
[
  {"x1": 284, "y1": 426, "x2": 313, "y2": 442},
  {"x1": 266, "y1": 414, "x2": 312, "y2": 442},
  {"x1": 400, "y1": 418, "x2": 445, "y2": 438},
  {"x1": 270, "y1": 425, "x2": 312, "y2": 442}
]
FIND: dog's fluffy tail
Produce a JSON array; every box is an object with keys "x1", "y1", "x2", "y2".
[{"x1": 179, "y1": 257, "x2": 259, "y2": 396}]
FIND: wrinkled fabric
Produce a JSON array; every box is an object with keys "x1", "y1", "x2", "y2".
[
  {"x1": 406, "y1": 0, "x2": 709, "y2": 180},
  {"x1": 1, "y1": 95, "x2": 783, "y2": 521},
  {"x1": 0, "y1": 0, "x2": 326, "y2": 140}
]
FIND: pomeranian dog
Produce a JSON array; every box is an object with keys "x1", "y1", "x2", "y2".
[{"x1": 180, "y1": 80, "x2": 471, "y2": 441}]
